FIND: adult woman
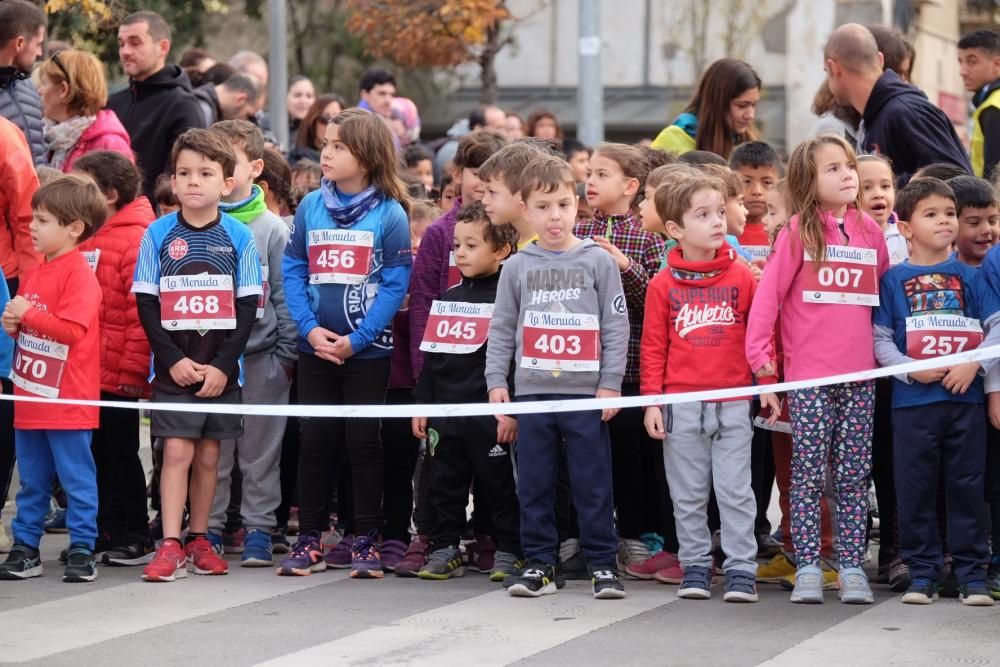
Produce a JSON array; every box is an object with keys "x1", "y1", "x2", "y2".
[
  {"x1": 525, "y1": 108, "x2": 563, "y2": 143},
  {"x1": 37, "y1": 50, "x2": 132, "y2": 172},
  {"x1": 286, "y1": 75, "x2": 315, "y2": 137},
  {"x1": 651, "y1": 58, "x2": 761, "y2": 159},
  {"x1": 288, "y1": 93, "x2": 345, "y2": 164}
]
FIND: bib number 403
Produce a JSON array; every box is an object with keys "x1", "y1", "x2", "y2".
[
  {"x1": 313, "y1": 248, "x2": 356, "y2": 270},
  {"x1": 532, "y1": 333, "x2": 581, "y2": 356}
]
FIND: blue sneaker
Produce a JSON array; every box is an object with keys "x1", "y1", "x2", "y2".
[
  {"x1": 677, "y1": 565, "x2": 713, "y2": 599},
  {"x1": 206, "y1": 532, "x2": 224, "y2": 555},
  {"x1": 43, "y1": 504, "x2": 67, "y2": 534},
  {"x1": 276, "y1": 533, "x2": 326, "y2": 576},
  {"x1": 241, "y1": 529, "x2": 273, "y2": 567}
]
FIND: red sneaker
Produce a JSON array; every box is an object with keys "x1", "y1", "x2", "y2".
[
  {"x1": 625, "y1": 551, "x2": 680, "y2": 580},
  {"x1": 186, "y1": 536, "x2": 229, "y2": 575},
  {"x1": 653, "y1": 563, "x2": 684, "y2": 585},
  {"x1": 142, "y1": 540, "x2": 187, "y2": 582}
]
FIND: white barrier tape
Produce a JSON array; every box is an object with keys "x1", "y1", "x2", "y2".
[{"x1": 3, "y1": 346, "x2": 1000, "y2": 419}]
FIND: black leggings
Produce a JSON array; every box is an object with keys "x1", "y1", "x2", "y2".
[
  {"x1": 381, "y1": 388, "x2": 421, "y2": 542},
  {"x1": 92, "y1": 394, "x2": 149, "y2": 539}
]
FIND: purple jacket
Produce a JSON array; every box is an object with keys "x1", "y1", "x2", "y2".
[{"x1": 408, "y1": 198, "x2": 462, "y2": 378}]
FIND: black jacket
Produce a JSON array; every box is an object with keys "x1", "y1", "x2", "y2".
[
  {"x1": 859, "y1": 70, "x2": 972, "y2": 184},
  {"x1": 414, "y1": 269, "x2": 502, "y2": 404},
  {"x1": 192, "y1": 83, "x2": 222, "y2": 128},
  {"x1": 107, "y1": 65, "x2": 206, "y2": 202},
  {"x1": 0, "y1": 67, "x2": 44, "y2": 165}
]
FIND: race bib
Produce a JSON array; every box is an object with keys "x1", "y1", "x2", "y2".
[
  {"x1": 82, "y1": 249, "x2": 100, "y2": 272},
  {"x1": 419, "y1": 300, "x2": 493, "y2": 354},
  {"x1": 520, "y1": 310, "x2": 601, "y2": 372},
  {"x1": 11, "y1": 332, "x2": 68, "y2": 398},
  {"x1": 307, "y1": 229, "x2": 374, "y2": 285},
  {"x1": 742, "y1": 245, "x2": 771, "y2": 262},
  {"x1": 801, "y1": 246, "x2": 879, "y2": 306},
  {"x1": 905, "y1": 314, "x2": 983, "y2": 360},
  {"x1": 447, "y1": 251, "x2": 462, "y2": 289},
  {"x1": 159, "y1": 274, "x2": 236, "y2": 331},
  {"x1": 256, "y1": 264, "x2": 270, "y2": 319}
]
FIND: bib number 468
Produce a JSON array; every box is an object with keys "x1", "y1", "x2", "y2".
[
  {"x1": 173, "y1": 295, "x2": 220, "y2": 315},
  {"x1": 532, "y1": 333, "x2": 581, "y2": 356},
  {"x1": 313, "y1": 248, "x2": 356, "y2": 270}
]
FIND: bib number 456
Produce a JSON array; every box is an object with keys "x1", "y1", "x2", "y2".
[{"x1": 313, "y1": 248, "x2": 356, "y2": 270}]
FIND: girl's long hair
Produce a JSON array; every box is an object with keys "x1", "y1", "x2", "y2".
[
  {"x1": 786, "y1": 134, "x2": 864, "y2": 264},
  {"x1": 331, "y1": 108, "x2": 410, "y2": 213},
  {"x1": 683, "y1": 58, "x2": 761, "y2": 158}
]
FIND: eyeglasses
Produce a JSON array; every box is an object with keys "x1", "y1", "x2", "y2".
[{"x1": 50, "y1": 51, "x2": 70, "y2": 81}]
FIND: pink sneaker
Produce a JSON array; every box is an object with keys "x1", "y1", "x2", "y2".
[
  {"x1": 653, "y1": 563, "x2": 684, "y2": 585},
  {"x1": 625, "y1": 551, "x2": 679, "y2": 580}
]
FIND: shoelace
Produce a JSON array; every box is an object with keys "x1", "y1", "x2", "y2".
[
  {"x1": 797, "y1": 572, "x2": 822, "y2": 585},
  {"x1": 522, "y1": 568, "x2": 548, "y2": 579},
  {"x1": 291, "y1": 538, "x2": 320, "y2": 558},
  {"x1": 841, "y1": 571, "x2": 867, "y2": 587},
  {"x1": 592, "y1": 569, "x2": 617, "y2": 581}
]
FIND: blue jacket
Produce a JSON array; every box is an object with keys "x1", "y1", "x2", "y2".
[{"x1": 283, "y1": 189, "x2": 412, "y2": 359}]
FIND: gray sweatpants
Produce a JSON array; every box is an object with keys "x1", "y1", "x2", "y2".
[
  {"x1": 662, "y1": 400, "x2": 757, "y2": 574},
  {"x1": 210, "y1": 352, "x2": 290, "y2": 532}
]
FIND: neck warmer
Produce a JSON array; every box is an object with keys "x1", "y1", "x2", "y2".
[
  {"x1": 219, "y1": 184, "x2": 267, "y2": 224},
  {"x1": 320, "y1": 178, "x2": 381, "y2": 228}
]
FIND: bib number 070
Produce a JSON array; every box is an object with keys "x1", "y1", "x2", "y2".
[
  {"x1": 817, "y1": 266, "x2": 863, "y2": 288},
  {"x1": 15, "y1": 353, "x2": 47, "y2": 380},
  {"x1": 533, "y1": 333, "x2": 581, "y2": 356}
]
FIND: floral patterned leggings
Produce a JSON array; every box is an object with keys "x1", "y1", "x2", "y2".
[{"x1": 787, "y1": 381, "x2": 874, "y2": 570}]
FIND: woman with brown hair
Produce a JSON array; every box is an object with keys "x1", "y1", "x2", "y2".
[
  {"x1": 651, "y1": 57, "x2": 761, "y2": 159},
  {"x1": 37, "y1": 50, "x2": 133, "y2": 172},
  {"x1": 288, "y1": 93, "x2": 346, "y2": 164},
  {"x1": 525, "y1": 108, "x2": 563, "y2": 144}
]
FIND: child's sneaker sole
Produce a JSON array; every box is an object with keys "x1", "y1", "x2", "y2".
[
  {"x1": 418, "y1": 566, "x2": 464, "y2": 580},
  {"x1": 187, "y1": 563, "x2": 228, "y2": 576},
  {"x1": 508, "y1": 581, "x2": 557, "y2": 597},
  {"x1": 961, "y1": 593, "x2": 995, "y2": 606},
  {"x1": 677, "y1": 587, "x2": 711, "y2": 600},
  {"x1": 143, "y1": 569, "x2": 187, "y2": 582},
  {"x1": 0, "y1": 565, "x2": 43, "y2": 580},
  {"x1": 723, "y1": 590, "x2": 758, "y2": 602},
  {"x1": 901, "y1": 591, "x2": 937, "y2": 605},
  {"x1": 63, "y1": 569, "x2": 98, "y2": 583},
  {"x1": 241, "y1": 556, "x2": 274, "y2": 568},
  {"x1": 276, "y1": 561, "x2": 327, "y2": 576},
  {"x1": 350, "y1": 569, "x2": 385, "y2": 579},
  {"x1": 594, "y1": 587, "x2": 626, "y2": 600}
]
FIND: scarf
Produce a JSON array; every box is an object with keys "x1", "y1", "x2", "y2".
[
  {"x1": 320, "y1": 178, "x2": 381, "y2": 228},
  {"x1": 219, "y1": 185, "x2": 267, "y2": 224},
  {"x1": 43, "y1": 115, "x2": 95, "y2": 170}
]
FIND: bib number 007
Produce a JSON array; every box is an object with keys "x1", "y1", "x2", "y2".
[{"x1": 816, "y1": 266, "x2": 863, "y2": 289}]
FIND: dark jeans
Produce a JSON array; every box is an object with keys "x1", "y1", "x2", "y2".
[
  {"x1": 0, "y1": 379, "x2": 14, "y2": 519},
  {"x1": 91, "y1": 393, "x2": 149, "y2": 539},
  {"x1": 382, "y1": 388, "x2": 421, "y2": 542},
  {"x1": 296, "y1": 352, "x2": 389, "y2": 536},
  {"x1": 750, "y1": 401, "x2": 776, "y2": 535},
  {"x1": 986, "y1": 411, "x2": 1000, "y2": 556},
  {"x1": 871, "y1": 379, "x2": 899, "y2": 566}
]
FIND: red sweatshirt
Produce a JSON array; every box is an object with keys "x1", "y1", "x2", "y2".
[{"x1": 640, "y1": 244, "x2": 756, "y2": 398}]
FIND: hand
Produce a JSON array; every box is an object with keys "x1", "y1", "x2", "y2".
[
  {"x1": 5, "y1": 296, "x2": 31, "y2": 319},
  {"x1": 756, "y1": 362, "x2": 776, "y2": 378},
  {"x1": 1, "y1": 311, "x2": 17, "y2": 335},
  {"x1": 280, "y1": 363, "x2": 295, "y2": 383},
  {"x1": 749, "y1": 262, "x2": 763, "y2": 282},
  {"x1": 195, "y1": 364, "x2": 228, "y2": 398},
  {"x1": 489, "y1": 387, "x2": 510, "y2": 421},
  {"x1": 412, "y1": 416, "x2": 428, "y2": 439},
  {"x1": 596, "y1": 388, "x2": 620, "y2": 422},
  {"x1": 497, "y1": 415, "x2": 518, "y2": 443},
  {"x1": 760, "y1": 392, "x2": 782, "y2": 425},
  {"x1": 592, "y1": 236, "x2": 630, "y2": 271},
  {"x1": 643, "y1": 405, "x2": 665, "y2": 440},
  {"x1": 307, "y1": 326, "x2": 343, "y2": 364},
  {"x1": 117, "y1": 384, "x2": 144, "y2": 398},
  {"x1": 989, "y1": 392, "x2": 1000, "y2": 430},
  {"x1": 909, "y1": 368, "x2": 948, "y2": 384},
  {"x1": 328, "y1": 332, "x2": 354, "y2": 361},
  {"x1": 168, "y1": 357, "x2": 204, "y2": 387},
  {"x1": 941, "y1": 361, "x2": 980, "y2": 395}
]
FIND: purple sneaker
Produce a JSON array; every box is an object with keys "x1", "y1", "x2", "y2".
[
  {"x1": 324, "y1": 534, "x2": 354, "y2": 568},
  {"x1": 350, "y1": 531, "x2": 384, "y2": 579},
  {"x1": 394, "y1": 535, "x2": 429, "y2": 577},
  {"x1": 380, "y1": 539, "x2": 408, "y2": 572},
  {"x1": 276, "y1": 533, "x2": 326, "y2": 576}
]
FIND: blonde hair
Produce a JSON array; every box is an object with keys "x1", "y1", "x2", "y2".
[
  {"x1": 39, "y1": 50, "x2": 108, "y2": 117},
  {"x1": 330, "y1": 108, "x2": 410, "y2": 213}
]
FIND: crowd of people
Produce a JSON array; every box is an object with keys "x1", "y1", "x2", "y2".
[{"x1": 0, "y1": 1, "x2": 998, "y2": 609}]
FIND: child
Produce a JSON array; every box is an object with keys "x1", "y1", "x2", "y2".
[
  {"x1": 480, "y1": 141, "x2": 550, "y2": 247},
  {"x1": 205, "y1": 120, "x2": 297, "y2": 567},
  {"x1": 764, "y1": 179, "x2": 792, "y2": 244},
  {"x1": 578, "y1": 143, "x2": 666, "y2": 572},
  {"x1": 133, "y1": 129, "x2": 263, "y2": 582},
  {"x1": 730, "y1": 141, "x2": 781, "y2": 262},
  {"x1": 638, "y1": 163, "x2": 699, "y2": 272},
  {"x1": 154, "y1": 174, "x2": 180, "y2": 216},
  {"x1": 698, "y1": 164, "x2": 755, "y2": 264},
  {"x1": 436, "y1": 168, "x2": 457, "y2": 213},
  {"x1": 257, "y1": 147, "x2": 294, "y2": 219},
  {"x1": 72, "y1": 151, "x2": 155, "y2": 566},
  {"x1": 280, "y1": 109, "x2": 411, "y2": 579},
  {"x1": 0, "y1": 270, "x2": 11, "y2": 554},
  {"x1": 404, "y1": 144, "x2": 435, "y2": 196},
  {"x1": 746, "y1": 134, "x2": 889, "y2": 604},
  {"x1": 641, "y1": 171, "x2": 771, "y2": 602},
  {"x1": 412, "y1": 203, "x2": 522, "y2": 581},
  {"x1": 486, "y1": 155, "x2": 629, "y2": 600},
  {"x1": 857, "y1": 155, "x2": 907, "y2": 266},
  {"x1": 0, "y1": 174, "x2": 106, "y2": 582},
  {"x1": 950, "y1": 175, "x2": 1000, "y2": 267},
  {"x1": 874, "y1": 177, "x2": 998, "y2": 606},
  {"x1": 562, "y1": 139, "x2": 592, "y2": 185}
]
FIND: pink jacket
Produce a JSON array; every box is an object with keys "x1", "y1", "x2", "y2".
[
  {"x1": 61, "y1": 110, "x2": 134, "y2": 173},
  {"x1": 745, "y1": 207, "x2": 889, "y2": 382}
]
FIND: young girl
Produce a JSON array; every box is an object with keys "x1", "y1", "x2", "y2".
[
  {"x1": 638, "y1": 164, "x2": 698, "y2": 273},
  {"x1": 577, "y1": 143, "x2": 666, "y2": 573},
  {"x1": 764, "y1": 179, "x2": 792, "y2": 244},
  {"x1": 280, "y1": 108, "x2": 412, "y2": 579},
  {"x1": 746, "y1": 134, "x2": 889, "y2": 605},
  {"x1": 857, "y1": 155, "x2": 907, "y2": 266}
]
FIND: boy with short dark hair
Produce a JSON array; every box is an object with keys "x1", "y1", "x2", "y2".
[
  {"x1": 486, "y1": 155, "x2": 630, "y2": 600},
  {"x1": 949, "y1": 175, "x2": 1000, "y2": 267},
  {"x1": 133, "y1": 128, "x2": 262, "y2": 582},
  {"x1": 730, "y1": 141, "x2": 781, "y2": 263},
  {"x1": 0, "y1": 174, "x2": 107, "y2": 583},
  {"x1": 957, "y1": 29, "x2": 1000, "y2": 180},
  {"x1": 875, "y1": 177, "x2": 1000, "y2": 606}
]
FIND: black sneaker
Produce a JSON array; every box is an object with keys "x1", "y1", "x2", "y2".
[
  {"x1": 507, "y1": 562, "x2": 558, "y2": 597},
  {"x1": 103, "y1": 537, "x2": 156, "y2": 566},
  {"x1": 418, "y1": 547, "x2": 465, "y2": 580},
  {"x1": 63, "y1": 544, "x2": 98, "y2": 583},
  {"x1": 901, "y1": 577, "x2": 938, "y2": 605},
  {"x1": 959, "y1": 580, "x2": 995, "y2": 607},
  {"x1": 557, "y1": 551, "x2": 589, "y2": 581},
  {"x1": 60, "y1": 533, "x2": 113, "y2": 565},
  {"x1": 0, "y1": 543, "x2": 43, "y2": 580},
  {"x1": 591, "y1": 567, "x2": 626, "y2": 599}
]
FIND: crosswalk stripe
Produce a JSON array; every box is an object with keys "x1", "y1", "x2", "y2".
[
  {"x1": 760, "y1": 597, "x2": 1000, "y2": 665},
  {"x1": 1, "y1": 570, "x2": 347, "y2": 663},
  {"x1": 253, "y1": 582, "x2": 678, "y2": 667}
]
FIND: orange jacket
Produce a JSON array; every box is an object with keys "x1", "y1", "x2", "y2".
[{"x1": 0, "y1": 116, "x2": 39, "y2": 281}]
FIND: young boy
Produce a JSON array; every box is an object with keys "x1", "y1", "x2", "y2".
[
  {"x1": 640, "y1": 172, "x2": 766, "y2": 602},
  {"x1": 0, "y1": 174, "x2": 106, "y2": 583},
  {"x1": 412, "y1": 203, "x2": 522, "y2": 582},
  {"x1": 730, "y1": 141, "x2": 781, "y2": 263},
  {"x1": 950, "y1": 175, "x2": 1000, "y2": 267},
  {"x1": 874, "y1": 177, "x2": 999, "y2": 606},
  {"x1": 206, "y1": 120, "x2": 297, "y2": 567},
  {"x1": 486, "y1": 155, "x2": 629, "y2": 600},
  {"x1": 479, "y1": 140, "x2": 551, "y2": 247},
  {"x1": 133, "y1": 129, "x2": 263, "y2": 582}
]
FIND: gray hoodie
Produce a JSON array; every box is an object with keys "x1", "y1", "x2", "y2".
[
  {"x1": 243, "y1": 208, "x2": 298, "y2": 365},
  {"x1": 485, "y1": 239, "x2": 629, "y2": 397}
]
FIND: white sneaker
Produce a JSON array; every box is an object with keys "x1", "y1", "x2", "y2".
[{"x1": 0, "y1": 522, "x2": 11, "y2": 553}]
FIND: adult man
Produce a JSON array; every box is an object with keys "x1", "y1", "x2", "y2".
[
  {"x1": 358, "y1": 69, "x2": 396, "y2": 118},
  {"x1": 825, "y1": 23, "x2": 971, "y2": 183},
  {"x1": 435, "y1": 105, "x2": 507, "y2": 171},
  {"x1": 958, "y1": 29, "x2": 1000, "y2": 180},
  {"x1": 106, "y1": 11, "x2": 205, "y2": 203},
  {"x1": 193, "y1": 74, "x2": 260, "y2": 126},
  {"x1": 0, "y1": 0, "x2": 45, "y2": 165}
]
